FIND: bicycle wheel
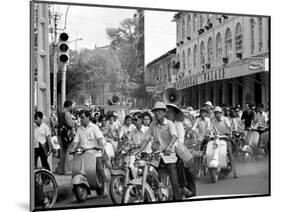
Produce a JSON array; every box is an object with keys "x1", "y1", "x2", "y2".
[{"x1": 34, "y1": 169, "x2": 58, "y2": 208}]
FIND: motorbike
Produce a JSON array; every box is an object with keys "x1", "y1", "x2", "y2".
[
  {"x1": 184, "y1": 130, "x2": 204, "y2": 179},
  {"x1": 109, "y1": 144, "x2": 140, "y2": 204},
  {"x1": 231, "y1": 130, "x2": 246, "y2": 160},
  {"x1": 122, "y1": 149, "x2": 177, "y2": 204},
  {"x1": 204, "y1": 135, "x2": 232, "y2": 183},
  {"x1": 70, "y1": 146, "x2": 108, "y2": 202},
  {"x1": 241, "y1": 127, "x2": 268, "y2": 160}
]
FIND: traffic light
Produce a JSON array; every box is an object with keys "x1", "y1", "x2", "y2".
[{"x1": 58, "y1": 32, "x2": 69, "y2": 63}]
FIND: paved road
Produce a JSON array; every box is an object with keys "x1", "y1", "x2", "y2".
[{"x1": 54, "y1": 158, "x2": 269, "y2": 209}]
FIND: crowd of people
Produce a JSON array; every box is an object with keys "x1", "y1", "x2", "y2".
[{"x1": 34, "y1": 99, "x2": 269, "y2": 201}]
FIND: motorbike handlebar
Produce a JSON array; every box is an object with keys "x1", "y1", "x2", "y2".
[{"x1": 70, "y1": 146, "x2": 103, "y2": 155}]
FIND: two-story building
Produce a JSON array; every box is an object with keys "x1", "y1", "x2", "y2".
[
  {"x1": 144, "y1": 48, "x2": 177, "y2": 106},
  {"x1": 173, "y1": 12, "x2": 269, "y2": 109}
]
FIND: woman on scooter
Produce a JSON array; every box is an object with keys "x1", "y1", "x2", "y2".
[
  {"x1": 166, "y1": 103, "x2": 196, "y2": 198},
  {"x1": 71, "y1": 110, "x2": 110, "y2": 197},
  {"x1": 212, "y1": 106, "x2": 238, "y2": 178}
]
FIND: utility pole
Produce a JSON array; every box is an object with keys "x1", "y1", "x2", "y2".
[
  {"x1": 61, "y1": 63, "x2": 67, "y2": 106},
  {"x1": 53, "y1": 13, "x2": 59, "y2": 111}
]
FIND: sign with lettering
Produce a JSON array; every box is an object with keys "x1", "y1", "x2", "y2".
[
  {"x1": 175, "y1": 68, "x2": 225, "y2": 90},
  {"x1": 249, "y1": 57, "x2": 265, "y2": 72},
  {"x1": 146, "y1": 86, "x2": 156, "y2": 93}
]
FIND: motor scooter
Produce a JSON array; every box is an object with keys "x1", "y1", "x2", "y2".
[
  {"x1": 204, "y1": 135, "x2": 232, "y2": 183},
  {"x1": 70, "y1": 147, "x2": 108, "y2": 202},
  {"x1": 241, "y1": 127, "x2": 268, "y2": 160}
]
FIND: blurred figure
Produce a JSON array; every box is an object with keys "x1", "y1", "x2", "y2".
[
  {"x1": 241, "y1": 103, "x2": 256, "y2": 129},
  {"x1": 142, "y1": 111, "x2": 153, "y2": 127},
  {"x1": 204, "y1": 101, "x2": 215, "y2": 120},
  {"x1": 55, "y1": 100, "x2": 75, "y2": 175},
  {"x1": 34, "y1": 111, "x2": 53, "y2": 170},
  {"x1": 119, "y1": 115, "x2": 136, "y2": 139}
]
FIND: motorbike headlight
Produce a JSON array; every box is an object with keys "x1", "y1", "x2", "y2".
[
  {"x1": 213, "y1": 143, "x2": 218, "y2": 149},
  {"x1": 137, "y1": 168, "x2": 143, "y2": 176}
]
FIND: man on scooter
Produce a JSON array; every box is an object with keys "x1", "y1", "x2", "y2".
[
  {"x1": 211, "y1": 106, "x2": 238, "y2": 178},
  {"x1": 71, "y1": 110, "x2": 110, "y2": 197},
  {"x1": 136, "y1": 102, "x2": 182, "y2": 200}
]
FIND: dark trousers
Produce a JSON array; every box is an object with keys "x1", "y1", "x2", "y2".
[
  {"x1": 96, "y1": 157, "x2": 107, "y2": 183},
  {"x1": 35, "y1": 146, "x2": 50, "y2": 171},
  {"x1": 56, "y1": 136, "x2": 72, "y2": 174},
  {"x1": 160, "y1": 160, "x2": 182, "y2": 200},
  {"x1": 177, "y1": 159, "x2": 196, "y2": 195}
]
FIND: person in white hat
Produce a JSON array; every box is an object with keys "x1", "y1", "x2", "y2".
[
  {"x1": 204, "y1": 101, "x2": 215, "y2": 120},
  {"x1": 212, "y1": 106, "x2": 238, "y2": 178},
  {"x1": 137, "y1": 101, "x2": 182, "y2": 200},
  {"x1": 166, "y1": 103, "x2": 196, "y2": 198}
]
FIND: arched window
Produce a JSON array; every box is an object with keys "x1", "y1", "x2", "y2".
[
  {"x1": 187, "y1": 14, "x2": 191, "y2": 36},
  {"x1": 182, "y1": 18, "x2": 185, "y2": 40},
  {"x1": 182, "y1": 51, "x2": 186, "y2": 71},
  {"x1": 250, "y1": 18, "x2": 255, "y2": 54},
  {"x1": 207, "y1": 37, "x2": 213, "y2": 62},
  {"x1": 193, "y1": 13, "x2": 197, "y2": 32},
  {"x1": 258, "y1": 17, "x2": 263, "y2": 51},
  {"x1": 193, "y1": 45, "x2": 198, "y2": 67},
  {"x1": 216, "y1": 33, "x2": 222, "y2": 59},
  {"x1": 225, "y1": 28, "x2": 232, "y2": 58},
  {"x1": 200, "y1": 41, "x2": 205, "y2": 66},
  {"x1": 187, "y1": 48, "x2": 192, "y2": 72},
  {"x1": 235, "y1": 23, "x2": 243, "y2": 52}
]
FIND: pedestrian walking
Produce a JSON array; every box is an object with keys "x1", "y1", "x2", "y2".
[{"x1": 34, "y1": 111, "x2": 53, "y2": 170}]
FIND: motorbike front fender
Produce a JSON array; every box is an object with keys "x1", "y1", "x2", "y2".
[
  {"x1": 111, "y1": 169, "x2": 126, "y2": 176},
  {"x1": 72, "y1": 175, "x2": 90, "y2": 188}
]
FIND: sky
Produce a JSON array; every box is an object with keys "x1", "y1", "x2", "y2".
[
  {"x1": 52, "y1": 4, "x2": 176, "y2": 66},
  {"x1": 145, "y1": 11, "x2": 176, "y2": 65},
  {"x1": 53, "y1": 5, "x2": 136, "y2": 50}
]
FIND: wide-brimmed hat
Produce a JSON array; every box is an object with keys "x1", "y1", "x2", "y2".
[
  {"x1": 213, "y1": 106, "x2": 223, "y2": 113},
  {"x1": 166, "y1": 103, "x2": 183, "y2": 114},
  {"x1": 204, "y1": 101, "x2": 213, "y2": 107},
  {"x1": 112, "y1": 111, "x2": 119, "y2": 117},
  {"x1": 151, "y1": 101, "x2": 167, "y2": 112}
]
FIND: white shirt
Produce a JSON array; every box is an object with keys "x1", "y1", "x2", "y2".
[
  {"x1": 211, "y1": 116, "x2": 231, "y2": 135},
  {"x1": 74, "y1": 122, "x2": 104, "y2": 152},
  {"x1": 174, "y1": 121, "x2": 185, "y2": 144},
  {"x1": 34, "y1": 123, "x2": 51, "y2": 148},
  {"x1": 144, "y1": 118, "x2": 178, "y2": 152},
  {"x1": 119, "y1": 124, "x2": 136, "y2": 138},
  {"x1": 129, "y1": 125, "x2": 151, "y2": 153},
  {"x1": 192, "y1": 117, "x2": 212, "y2": 141},
  {"x1": 255, "y1": 111, "x2": 269, "y2": 128}
]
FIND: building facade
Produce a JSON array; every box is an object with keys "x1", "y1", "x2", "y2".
[
  {"x1": 144, "y1": 48, "x2": 177, "y2": 107},
  {"x1": 172, "y1": 13, "x2": 269, "y2": 109}
]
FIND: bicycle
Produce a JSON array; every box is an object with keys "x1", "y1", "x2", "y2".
[{"x1": 34, "y1": 168, "x2": 58, "y2": 208}]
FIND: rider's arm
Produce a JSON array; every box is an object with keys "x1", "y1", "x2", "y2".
[
  {"x1": 191, "y1": 118, "x2": 199, "y2": 132},
  {"x1": 71, "y1": 129, "x2": 80, "y2": 152},
  {"x1": 166, "y1": 121, "x2": 178, "y2": 148}
]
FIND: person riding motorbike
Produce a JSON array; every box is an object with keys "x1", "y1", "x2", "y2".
[
  {"x1": 191, "y1": 107, "x2": 212, "y2": 150},
  {"x1": 166, "y1": 103, "x2": 196, "y2": 198},
  {"x1": 211, "y1": 106, "x2": 238, "y2": 178},
  {"x1": 136, "y1": 101, "x2": 182, "y2": 201},
  {"x1": 71, "y1": 110, "x2": 109, "y2": 197}
]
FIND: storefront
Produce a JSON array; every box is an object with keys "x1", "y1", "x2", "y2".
[{"x1": 175, "y1": 56, "x2": 269, "y2": 109}]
